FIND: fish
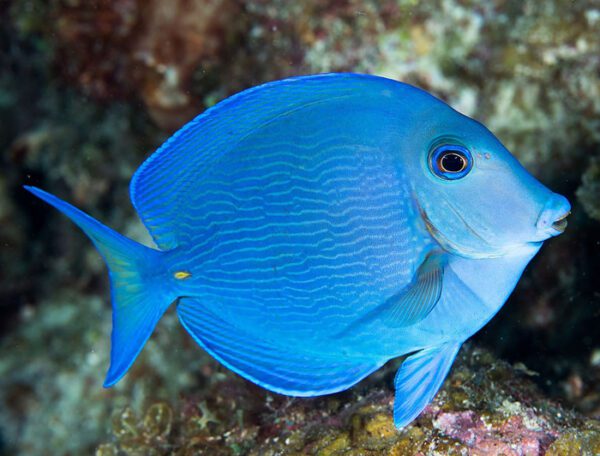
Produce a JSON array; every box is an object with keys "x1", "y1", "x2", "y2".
[{"x1": 25, "y1": 73, "x2": 570, "y2": 429}]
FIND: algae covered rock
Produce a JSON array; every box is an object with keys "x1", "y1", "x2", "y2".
[
  {"x1": 577, "y1": 156, "x2": 600, "y2": 222},
  {"x1": 0, "y1": 291, "x2": 212, "y2": 454},
  {"x1": 93, "y1": 345, "x2": 600, "y2": 455},
  {"x1": 9, "y1": 0, "x2": 246, "y2": 131}
]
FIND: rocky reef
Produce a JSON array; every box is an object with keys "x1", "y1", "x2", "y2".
[
  {"x1": 93, "y1": 346, "x2": 600, "y2": 455},
  {"x1": 1, "y1": 0, "x2": 599, "y2": 454}
]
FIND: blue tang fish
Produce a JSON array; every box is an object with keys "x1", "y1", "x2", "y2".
[{"x1": 25, "y1": 73, "x2": 570, "y2": 428}]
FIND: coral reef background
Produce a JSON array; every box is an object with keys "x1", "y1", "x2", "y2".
[{"x1": 0, "y1": 0, "x2": 599, "y2": 454}]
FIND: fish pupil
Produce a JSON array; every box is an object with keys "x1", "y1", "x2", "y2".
[{"x1": 439, "y1": 152, "x2": 466, "y2": 173}]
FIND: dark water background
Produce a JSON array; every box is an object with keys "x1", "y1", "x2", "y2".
[{"x1": 1, "y1": 1, "x2": 599, "y2": 454}]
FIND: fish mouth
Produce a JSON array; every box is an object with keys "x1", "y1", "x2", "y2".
[
  {"x1": 536, "y1": 194, "x2": 571, "y2": 238},
  {"x1": 551, "y1": 211, "x2": 570, "y2": 233}
]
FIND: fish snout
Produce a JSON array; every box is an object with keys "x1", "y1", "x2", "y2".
[{"x1": 535, "y1": 193, "x2": 571, "y2": 238}]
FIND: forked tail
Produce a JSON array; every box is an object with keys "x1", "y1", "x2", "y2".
[{"x1": 24, "y1": 186, "x2": 174, "y2": 386}]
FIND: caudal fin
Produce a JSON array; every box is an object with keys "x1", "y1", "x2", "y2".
[{"x1": 25, "y1": 186, "x2": 174, "y2": 387}]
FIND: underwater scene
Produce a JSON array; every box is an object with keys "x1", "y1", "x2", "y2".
[{"x1": 1, "y1": 1, "x2": 600, "y2": 455}]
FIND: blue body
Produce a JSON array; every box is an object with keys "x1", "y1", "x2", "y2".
[{"x1": 26, "y1": 73, "x2": 570, "y2": 428}]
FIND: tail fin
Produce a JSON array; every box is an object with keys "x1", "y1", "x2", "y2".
[{"x1": 24, "y1": 186, "x2": 173, "y2": 387}]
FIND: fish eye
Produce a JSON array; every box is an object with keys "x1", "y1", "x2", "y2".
[{"x1": 430, "y1": 144, "x2": 472, "y2": 180}]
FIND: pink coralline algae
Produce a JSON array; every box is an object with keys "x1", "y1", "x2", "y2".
[{"x1": 434, "y1": 411, "x2": 559, "y2": 456}]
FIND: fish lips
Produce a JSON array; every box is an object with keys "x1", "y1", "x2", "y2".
[{"x1": 535, "y1": 193, "x2": 571, "y2": 239}]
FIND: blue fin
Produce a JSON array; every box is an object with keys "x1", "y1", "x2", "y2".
[
  {"x1": 384, "y1": 252, "x2": 446, "y2": 325},
  {"x1": 24, "y1": 186, "x2": 173, "y2": 387},
  {"x1": 393, "y1": 343, "x2": 461, "y2": 428},
  {"x1": 129, "y1": 73, "x2": 401, "y2": 250},
  {"x1": 177, "y1": 297, "x2": 383, "y2": 396},
  {"x1": 340, "y1": 252, "x2": 446, "y2": 335}
]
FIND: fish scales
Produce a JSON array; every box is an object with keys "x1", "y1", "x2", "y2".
[{"x1": 160, "y1": 94, "x2": 425, "y2": 339}]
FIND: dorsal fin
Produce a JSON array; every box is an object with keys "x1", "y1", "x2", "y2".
[{"x1": 129, "y1": 74, "x2": 422, "y2": 250}]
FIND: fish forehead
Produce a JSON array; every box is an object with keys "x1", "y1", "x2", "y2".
[{"x1": 170, "y1": 98, "x2": 434, "y2": 339}]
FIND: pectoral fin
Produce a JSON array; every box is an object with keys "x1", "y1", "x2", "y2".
[
  {"x1": 339, "y1": 252, "x2": 446, "y2": 335},
  {"x1": 383, "y1": 251, "x2": 446, "y2": 326},
  {"x1": 393, "y1": 343, "x2": 461, "y2": 428}
]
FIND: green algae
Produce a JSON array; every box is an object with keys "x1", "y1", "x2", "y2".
[
  {"x1": 109, "y1": 403, "x2": 173, "y2": 456},
  {"x1": 547, "y1": 427, "x2": 600, "y2": 456}
]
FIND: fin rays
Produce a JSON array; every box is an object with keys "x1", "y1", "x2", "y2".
[
  {"x1": 393, "y1": 343, "x2": 461, "y2": 428},
  {"x1": 24, "y1": 186, "x2": 174, "y2": 387},
  {"x1": 177, "y1": 297, "x2": 383, "y2": 396}
]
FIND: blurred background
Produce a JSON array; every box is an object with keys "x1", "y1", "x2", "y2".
[{"x1": 0, "y1": 0, "x2": 599, "y2": 454}]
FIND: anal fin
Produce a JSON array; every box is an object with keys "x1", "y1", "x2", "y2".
[
  {"x1": 393, "y1": 343, "x2": 461, "y2": 428},
  {"x1": 177, "y1": 297, "x2": 383, "y2": 396}
]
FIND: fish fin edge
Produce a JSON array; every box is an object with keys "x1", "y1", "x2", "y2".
[
  {"x1": 129, "y1": 73, "x2": 400, "y2": 250},
  {"x1": 338, "y1": 251, "x2": 446, "y2": 337},
  {"x1": 24, "y1": 186, "x2": 173, "y2": 387},
  {"x1": 177, "y1": 297, "x2": 384, "y2": 396},
  {"x1": 393, "y1": 342, "x2": 461, "y2": 429}
]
